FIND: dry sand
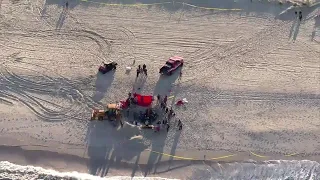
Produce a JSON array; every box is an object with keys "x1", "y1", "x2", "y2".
[{"x1": 0, "y1": 0, "x2": 319, "y2": 178}]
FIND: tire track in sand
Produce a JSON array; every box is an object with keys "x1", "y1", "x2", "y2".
[
  {"x1": 187, "y1": 20, "x2": 292, "y2": 82},
  {"x1": 0, "y1": 64, "x2": 88, "y2": 121}
]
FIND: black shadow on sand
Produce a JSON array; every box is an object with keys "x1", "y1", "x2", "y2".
[
  {"x1": 276, "y1": 3, "x2": 320, "y2": 21},
  {"x1": 56, "y1": 9, "x2": 67, "y2": 29},
  {"x1": 42, "y1": 0, "x2": 319, "y2": 19},
  {"x1": 92, "y1": 71, "x2": 115, "y2": 102},
  {"x1": 153, "y1": 70, "x2": 180, "y2": 97},
  {"x1": 312, "y1": 16, "x2": 320, "y2": 41},
  {"x1": 133, "y1": 74, "x2": 147, "y2": 93},
  {"x1": 142, "y1": 129, "x2": 168, "y2": 177},
  {"x1": 292, "y1": 19, "x2": 301, "y2": 41},
  {"x1": 85, "y1": 120, "x2": 146, "y2": 177},
  {"x1": 43, "y1": 0, "x2": 81, "y2": 9}
]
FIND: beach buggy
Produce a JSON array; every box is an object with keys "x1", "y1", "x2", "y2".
[{"x1": 99, "y1": 61, "x2": 118, "y2": 74}]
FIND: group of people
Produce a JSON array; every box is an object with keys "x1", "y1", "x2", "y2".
[
  {"x1": 155, "y1": 94, "x2": 182, "y2": 132},
  {"x1": 136, "y1": 64, "x2": 148, "y2": 78}
]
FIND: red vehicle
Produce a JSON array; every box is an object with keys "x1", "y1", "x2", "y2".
[{"x1": 159, "y1": 56, "x2": 184, "y2": 75}]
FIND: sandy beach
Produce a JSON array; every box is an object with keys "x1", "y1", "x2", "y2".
[{"x1": 0, "y1": 0, "x2": 319, "y2": 179}]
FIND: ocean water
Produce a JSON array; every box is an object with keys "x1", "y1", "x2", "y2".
[{"x1": 0, "y1": 160, "x2": 319, "y2": 180}]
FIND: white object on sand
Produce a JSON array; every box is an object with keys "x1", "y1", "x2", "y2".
[
  {"x1": 182, "y1": 98, "x2": 188, "y2": 103},
  {"x1": 126, "y1": 66, "x2": 132, "y2": 71}
]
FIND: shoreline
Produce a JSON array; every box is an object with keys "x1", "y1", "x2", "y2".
[{"x1": 0, "y1": 135, "x2": 319, "y2": 178}]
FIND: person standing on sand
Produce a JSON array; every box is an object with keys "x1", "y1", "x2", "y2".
[
  {"x1": 166, "y1": 123, "x2": 170, "y2": 132},
  {"x1": 136, "y1": 65, "x2": 141, "y2": 78},
  {"x1": 163, "y1": 95, "x2": 168, "y2": 106},
  {"x1": 299, "y1": 11, "x2": 302, "y2": 21},
  {"x1": 178, "y1": 123, "x2": 182, "y2": 130},
  {"x1": 157, "y1": 94, "x2": 161, "y2": 103},
  {"x1": 179, "y1": 71, "x2": 182, "y2": 80},
  {"x1": 142, "y1": 64, "x2": 147, "y2": 76},
  {"x1": 66, "y1": 1, "x2": 69, "y2": 9}
]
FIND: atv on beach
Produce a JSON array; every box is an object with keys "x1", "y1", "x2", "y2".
[{"x1": 99, "y1": 62, "x2": 117, "y2": 74}]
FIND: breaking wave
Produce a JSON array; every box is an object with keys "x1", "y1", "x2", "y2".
[
  {"x1": 0, "y1": 161, "x2": 178, "y2": 180},
  {"x1": 1, "y1": 160, "x2": 319, "y2": 179}
]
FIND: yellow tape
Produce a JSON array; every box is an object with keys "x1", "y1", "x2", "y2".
[
  {"x1": 210, "y1": 154, "x2": 236, "y2": 160},
  {"x1": 178, "y1": 2, "x2": 242, "y2": 11},
  {"x1": 147, "y1": 149, "x2": 194, "y2": 160},
  {"x1": 284, "y1": 153, "x2": 298, "y2": 157},
  {"x1": 147, "y1": 149, "x2": 298, "y2": 160},
  {"x1": 80, "y1": 0, "x2": 242, "y2": 11},
  {"x1": 250, "y1": 151, "x2": 268, "y2": 158}
]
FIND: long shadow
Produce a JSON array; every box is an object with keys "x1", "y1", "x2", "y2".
[
  {"x1": 44, "y1": 0, "x2": 82, "y2": 9},
  {"x1": 167, "y1": 130, "x2": 181, "y2": 170},
  {"x1": 131, "y1": 153, "x2": 141, "y2": 177},
  {"x1": 103, "y1": 132, "x2": 147, "y2": 177},
  {"x1": 42, "y1": 0, "x2": 314, "y2": 18},
  {"x1": 143, "y1": 130, "x2": 168, "y2": 177},
  {"x1": 293, "y1": 20, "x2": 301, "y2": 41},
  {"x1": 56, "y1": 9, "x2": 67, "y2": 30},
  {"x1": 312, "y1": 16, "x2": 320, "y2": 41},
  {"x1": 289, "y1": 18, "x2": 297, "y2": 39},
  {"x1": 133, "y1": 74, "x2": 147, "y2": 93},
  {"x1": 92, "y1": 71, "x2": 115, "y2": 102},
  {"x1": 153, "y1": 70, "x2": 180, "y2": 97},
  {"x1": 276, "y1": 2, "x2": 320, "y2": 21},
  {"x1": 86, "y1": 120, "x2": 145, "y2": 177},
  {"x1": 85, "y1": 121, "x2": 112, "y2": 175},
  {"x1": 41, "y1": 0, "x2": 49, "y2": 17}
]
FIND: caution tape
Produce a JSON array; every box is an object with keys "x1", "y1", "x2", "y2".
[
  {"x1": 249, "y1": 151, "x2": 268, "y2": 158},
  {"x1": 146, "y1": 149, "x2": 298, "y2": 160},
  {"x1": 284, "y1": 153, "x2": 298, "y2": 157},
  {"x1": 250, "y1": 151, "x2": 298, "y2": 158},
  {"x1": 146, "y1": 149, "x2": 194, "y2": 160},
  {"x1": 80, "y1": 0, "x2": 242, "y2": 11},
  {"x1": 210, "y1": 154, "x2": 236, "y2": 160},
  {"x1": 177, "y1": 2, "x2": 242, "y2": 11}
]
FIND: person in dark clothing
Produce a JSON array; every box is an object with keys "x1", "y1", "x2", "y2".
[
  {"x1": 161, "y1": 102, "x2": 165, "y2": 110},
  {"x1": 299, "y1": 11, "x2": 302, "y2": 21},
  {"x1": 163, "y1": 95, "x2": 168, "y2": 105},
  {"x1": 166, "y1": 123, "x2": 170, "y2": 132},
  {"x1": 157, "y1": 94, "x2": 161, "y2": 103},
  {"x1": 178, "y1": 123, "x2": 182, "y2": 130},
  {"x1": 142, "y1": 64, "x2": 147, "y2": 76},
  {"x1": 136, "y1": 65, "x2": 141, "y2": 78},
  {"x1": 66, "y1": 1, "x2": 69, "y2": 9},
  {"x1": 165, "y1": 107, "x2": 169, "y2": 114},
  {"x1": 177, "y1": 119, "x2": 181, "y2": 127}
]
